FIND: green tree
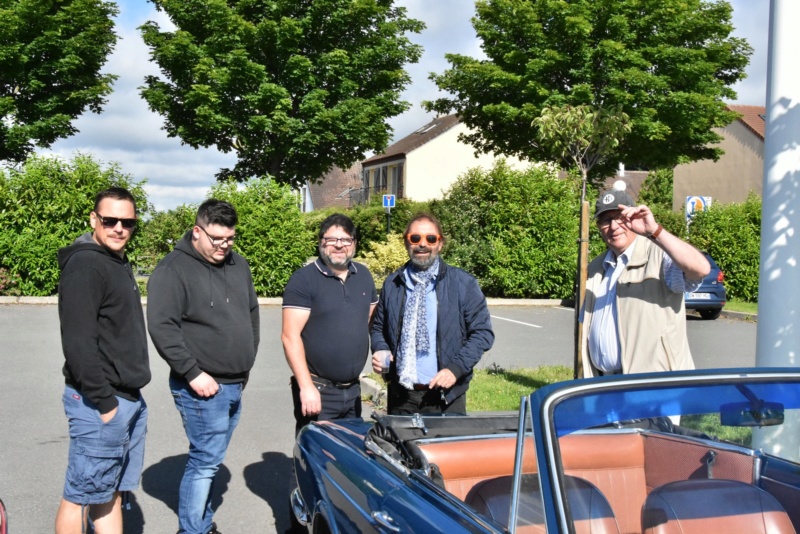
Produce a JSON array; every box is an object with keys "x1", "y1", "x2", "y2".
[
  {"x1": 534, "y1": 104, "x2": 631, "y2": 200},
  {"x1": 426, "y1": 0, "x2": 752, "y2": 175},
  {"x1": 0, "y1": 0, "x2": 119, "y2": 162},
  {"x1": 140, "y1": 0, "x2": 424, "y2": 187},
  {"x1": 0, "y1": 154, "x2": 150, "y2": 295}
]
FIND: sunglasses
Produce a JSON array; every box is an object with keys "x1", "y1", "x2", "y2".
[
  {"x1": 96, "y1": 213, "x2": 137, "y2": 230},
  {"x1": 408, "y1": 234, "x2": 440, "y2": 245}
]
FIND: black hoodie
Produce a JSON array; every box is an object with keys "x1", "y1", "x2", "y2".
[
  {"x1": 146, "y1": 231, "x2": 260, "y2": 383},
  {"x1": 58, "y1": 233, "x2": 151, "y2": 414}
]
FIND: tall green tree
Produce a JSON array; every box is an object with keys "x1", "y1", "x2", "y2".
[
  {"x1": 426, "y1": 0, "x2": 752, "y2": 175},
  {"x1": 0, "y1": 0, "x2": 119, "y2": 162},
  {"x1": 140, "y1": 0, "x2": 424, "y2": 187}
]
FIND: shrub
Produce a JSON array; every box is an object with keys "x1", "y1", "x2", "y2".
[
  {"x1": 209, "y1": 178, "x2": 312, "y2": 296},
  {"x1": 0, "y1": 154, "x2": 150, "y2": 295},
  {"x1": 687, "y1": 194, "x2": 761, "y2": 302},
  {"x1": 432, "y1": 161, "x2": 602, "y2": 298},
  {"x1": 0, "y1": 267, "x2": 21, "y2": 296},
  {"x1": 135, "y1": 205, "x2": 197, "y2": 274},
  {"x1": 357, "y1": 233, "x2": 408, "y2": 288}
]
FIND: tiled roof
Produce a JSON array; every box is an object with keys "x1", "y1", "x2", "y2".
[
  {"x1": 727, "y1": 104, "x2": 766, "y2": 140},
  {"x1": 308, "y1": 162, "x2": 363, "y2": 210},
  {"x1": 363, "y1": 114, "x2": 461, "y2": 165}
]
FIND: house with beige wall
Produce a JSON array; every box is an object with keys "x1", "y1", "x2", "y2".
[
  {"x1": 361, "y1": 114, "x2": 530, "y2": 202},
  {"x1": 672, "y1": 105, "x2": 765, "y2": 211}
]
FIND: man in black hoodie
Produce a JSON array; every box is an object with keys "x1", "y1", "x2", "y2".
[
  {"x1": 147, "y1": 199, "x2": 259, "y2": 534},
  {"x1": 56, "y1": 187, "x2": 150, "y2": 534}
]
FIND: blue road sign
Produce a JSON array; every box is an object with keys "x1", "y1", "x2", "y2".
[{"x1": 383, "y1": 194, "x2": 396, "y2": 209}]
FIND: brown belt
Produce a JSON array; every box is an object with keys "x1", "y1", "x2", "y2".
[{"x1": 411, "y1": 383, "x2": 430, "y2": 391}]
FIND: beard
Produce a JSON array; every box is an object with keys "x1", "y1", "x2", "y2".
[
  {"x1": 319, "y1": 247, "x2": 353, "y2": 270},
  {"x1": 409, "y1": 246, "x2": 439, "y2": 270}
]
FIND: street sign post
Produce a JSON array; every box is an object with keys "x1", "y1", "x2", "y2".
[{"x1": 383, "y1": 194, "x2": 395, "y2": 233}]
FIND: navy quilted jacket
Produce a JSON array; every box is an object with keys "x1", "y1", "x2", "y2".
[{"x1": 370, "y1": 260, "x2": 494, "y2": 403}]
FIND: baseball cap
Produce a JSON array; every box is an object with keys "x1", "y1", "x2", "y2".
[{"x1": 594, "y1": 183, "x2": 635, "y2": 219}]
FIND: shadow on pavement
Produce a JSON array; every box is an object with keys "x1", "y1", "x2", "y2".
[
  {"x1": 243, "y1": 452, "x2": 294, "y2": 533},
  {"x1": 140, "y1": 454, "x2": 231, "y2": 524}
]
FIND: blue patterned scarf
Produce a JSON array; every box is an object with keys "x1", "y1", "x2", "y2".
[{"x1": 397, "y1": 259, "x2": 439, "y2": 388}]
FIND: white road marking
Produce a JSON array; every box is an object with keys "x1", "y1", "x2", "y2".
[{"x1": 490, "y1": 315, "x2": 543, "y2": 328}]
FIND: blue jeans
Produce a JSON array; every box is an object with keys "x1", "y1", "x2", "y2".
[{"x1": 170, "y1": 377, "x2": 243, "y2": 534}]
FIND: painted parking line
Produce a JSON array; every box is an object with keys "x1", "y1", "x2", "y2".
[{"x1": 490, "y1": 315, "x2": 543, "y2": 328}]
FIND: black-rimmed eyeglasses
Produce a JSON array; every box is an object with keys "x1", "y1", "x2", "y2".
[
  {"x1": 321, "y1": 237, "x2": 354, "y2": 247},
  {"x1": 198, "y1": 225, "x2": 236, "y2": 247},
  {"x1": 96, "y1": 214, "x2": 137, "y2": 230}
]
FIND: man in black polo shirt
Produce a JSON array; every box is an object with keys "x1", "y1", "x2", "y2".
[{"x1": 281, "y1": 213, "x2": 378, "y2": 434}]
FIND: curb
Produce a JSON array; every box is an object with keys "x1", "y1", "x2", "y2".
[
  {"x1": 360, "y1": 375, "x2": 387, "y2": 407},
  {"x1": 0, "y1": 296, "x2": 757, "y2": 322}
]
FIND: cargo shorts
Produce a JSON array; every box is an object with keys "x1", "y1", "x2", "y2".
[{"x1": 61, "y1": 386, "x2": 148, "y2": 505}]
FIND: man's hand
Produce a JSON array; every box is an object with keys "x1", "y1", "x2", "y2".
[
  {"x1": 618, "y1": 204, "x2": 659, "y2": 236},
  {"x1": 429, "y1": 369, "x2": 457, "y2": 390},
  {"x1": 99, "y1": 406, "x2": 118, "y2": 424},
  {"x1": 372, "y1": 350, "x2": 393, "y2": 374},
  {"x1": 189, "y1": 372, "x2": 219, "y2": 397},
  {"x1": 300, "y1": 386, "x2": 322, "y2": 417}
]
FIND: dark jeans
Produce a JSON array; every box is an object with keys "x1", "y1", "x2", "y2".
[
  {"x1": 290, "y1": 376, "x2": 362, "y2": 436},
  {"x1": 387, "y1": 381, "x2": 467, "y2": 415}
]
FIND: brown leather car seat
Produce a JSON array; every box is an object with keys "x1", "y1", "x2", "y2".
[
  {"x1": 642, "y1": 479, "x2": 796, "y2": 534},
  {"x1": 465, "y1": 474, "x2": 620, "y2": 533}
]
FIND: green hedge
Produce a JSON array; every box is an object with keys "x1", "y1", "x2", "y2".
[
  {"x1": 687, "y1": 193, "x2": 761, "y2": 302},
  {"x1": 0, "y1": 155, "x2": 765, "y2": 302},
  {"x1": 0, "y1": 154, "x2": 150, "y2": 296},
  {"x1": 431, "y1": 162, "x2": 605, "y2": 298}
]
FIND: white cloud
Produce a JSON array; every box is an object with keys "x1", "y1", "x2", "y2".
[{"x1": 37, "y1": 0, "x2": 769, "y2": 211}]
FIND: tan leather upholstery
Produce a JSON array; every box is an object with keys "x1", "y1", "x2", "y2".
[
  {"x1": 642, "y1": 479, "x2": 796, "y2": 534},
  {"x1": 561, "y1": 433, "x2": 647, "y2": 534},
  {"x1": 465, "y1": 474, "x2": 620, "y2": 534},
  {"x1": 417, "y1": 437, "x2": 535, "y2": 501}
]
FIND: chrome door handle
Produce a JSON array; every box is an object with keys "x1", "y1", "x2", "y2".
[{"x1": 371, "y1": 510, "x2": 400, "y2": 532}]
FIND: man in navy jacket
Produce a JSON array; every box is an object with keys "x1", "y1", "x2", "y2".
[{"x1": 371, "y1": 213, "x2": 494, "y2": 414}]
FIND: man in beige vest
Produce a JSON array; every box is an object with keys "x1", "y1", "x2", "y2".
[{"x1": 580, "y1": 185, "x2": 710, "y2": 377}]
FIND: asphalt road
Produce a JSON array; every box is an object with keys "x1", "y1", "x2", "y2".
[{"x1": 0, "y1": 303, "x2": 756, "y2": 533}]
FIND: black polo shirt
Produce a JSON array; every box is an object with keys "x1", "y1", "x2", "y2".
[{"x1": 282, "y1": 259, "x2": 378, "y2": 383}]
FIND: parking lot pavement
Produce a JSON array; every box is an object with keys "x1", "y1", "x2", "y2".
[{"x1": 0, "y1": 302, "x2": 755, "y2": 533}]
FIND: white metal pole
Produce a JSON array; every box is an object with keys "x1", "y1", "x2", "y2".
[
  {"x1": 756, "y1": 0, "x2": 800, "y2": 367},
  {"x1": 754, "y1": 0, "x2": 800, "y2": 461}
]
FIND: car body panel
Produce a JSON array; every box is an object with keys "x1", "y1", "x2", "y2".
[{"x1": 685, "y1": 252, "x2": 727, "y2": 318}]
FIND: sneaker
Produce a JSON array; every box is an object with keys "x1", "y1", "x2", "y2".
[{"x1": 208, "y1": 523, "x2": 221, "y2": 534}]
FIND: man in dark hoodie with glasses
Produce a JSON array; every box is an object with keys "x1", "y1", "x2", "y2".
[
  {"x1": 56, "y1": 187, "x2": 150, "y2": 534},
  {"x1": 147, "y1": 199, "x2": 259, "y2": 534}
]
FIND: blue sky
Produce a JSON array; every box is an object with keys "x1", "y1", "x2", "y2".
[{"x1": 41, "y1": 0, "x2": 769, "y2": 211}]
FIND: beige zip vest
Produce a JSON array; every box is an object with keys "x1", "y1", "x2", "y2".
[{"x1": 580, "y1": 236, "x2": 695, "y2": 378}]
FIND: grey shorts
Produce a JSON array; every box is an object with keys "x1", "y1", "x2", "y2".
[{"x1": 61, "y1": 386, "x2": 148, "y2": 505}]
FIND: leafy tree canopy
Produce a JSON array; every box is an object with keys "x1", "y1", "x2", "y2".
[
  {"x1": 425, "y1": 0, "x2": 752, "y2": 178},
  {"x1": 140, "y1": 0, "x2": 425, "y2": 188},
  {"x1": 0, "y1": 0, "x2": 119, "y2": 162}
]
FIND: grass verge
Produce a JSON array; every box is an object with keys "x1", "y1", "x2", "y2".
[
  {"x1": 724, "y1": 299, "x2": 758, "y2": 315},
  {"x1": 366, "y1": 365, "x2": 574, "y2": 412}
]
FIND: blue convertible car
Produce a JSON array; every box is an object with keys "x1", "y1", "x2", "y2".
[{"x1": 291, "y1": 369, "x2": 800, "y2": 533}]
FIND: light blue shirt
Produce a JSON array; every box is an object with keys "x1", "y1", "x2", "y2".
[{"x1": 404, "y1": 267, "x2": 438, "y2": 383}]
